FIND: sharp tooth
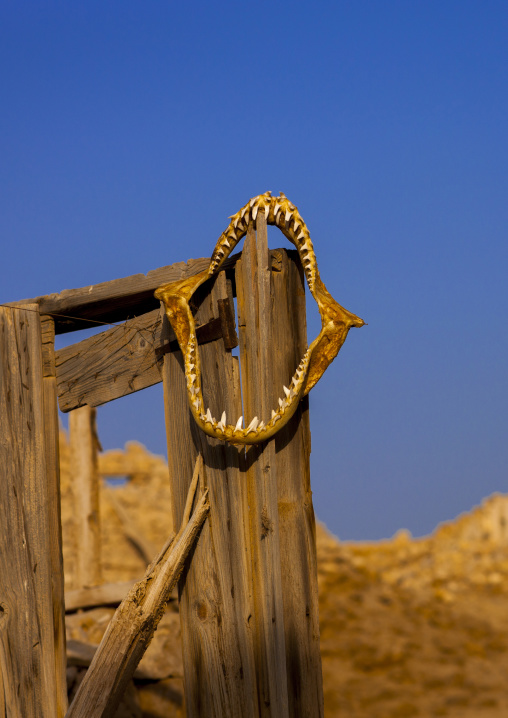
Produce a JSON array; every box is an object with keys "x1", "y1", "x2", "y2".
[
  {"x1": 223, "y1": 238, "x2": 231, "y2": 248},
  {"x1": 264, "y1": 204, "x2": 269, "y2": 218},
  {"x1": 283, "y1": 385, "x2": 290, "y2": 398},
  {"x1": 235, "y1": 416, "x2": 243, "y2": 431},
  {"x1": 250, "y1": 197, "x2": 256, "y2": 207},
  {"x1": 285, "y1": 209, "x2": 292, "y2": 222},
  {"x1": 241, "y1": 206, "x2": 248, "y2": 218},
  {"x1": 273, "y1": 413, "x2": 281, "y2": 424},
  {"x1": 279, "y1": 397, "x2": 284, "y2": 408},
  {"x1": 293, "y1": 221, "x2": 300, "y2": 233},
  {"x1": 193, "y1": 399, "x2": 200, "y2": 411},
  {"x1": 296, "y1": 230, "x2": 305, "y2": 241},
  {"x1": 189, "y1": 374, "x2": 196, "y2": 383},
  {"x1": 221, "y1": 411, "x2": 226, "y2": 426},
  {"x1": 271, "y1": 409, "x2": 277, "y2": 420},
  {"x1": 258, "y1": 420, "x2": 265, "y2": 431},
  {"x1": 245, "y1": 417, "x2": 259, "y2": 433},
  {"x1": 274, "y1": 203, "x2": 281, "y2": 216},
  {"x1": 188, "y1": 363, "x2": 195, "y2": 371},
  {"x1": 206, "y1": 408, "x2": 213, "y2": 424},
  {"x1": 252, "y1": 205, "x2": 258, "y2": 220}
]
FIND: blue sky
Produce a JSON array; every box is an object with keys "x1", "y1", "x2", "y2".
[{"x1": 1, "y1": 1, "x2": 507, "y2": 540}]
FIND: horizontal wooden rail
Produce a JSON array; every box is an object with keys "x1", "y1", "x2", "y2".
[
  {"x1": 11, "y1": 258, "x2": 209, "y2": 334},
  {"x1": 54, "y1": 252, "x2": 283, "y2": 411},
  {"x1": 11, "y1": 250, "x2": 282, "y2": 334},
  {"x1": 56, "y1": 301, "x2": 236, "y2": 412}
]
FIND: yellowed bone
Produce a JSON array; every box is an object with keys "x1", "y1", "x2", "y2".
[{"x1": 155, "y1": 192, "x2": 364, "y2": 445}]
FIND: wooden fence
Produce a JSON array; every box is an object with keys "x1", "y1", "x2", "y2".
[{"x1": 1, "y1": 215, "x2": 323, "y2": 716}]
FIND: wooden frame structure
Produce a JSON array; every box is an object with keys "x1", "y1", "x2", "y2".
[{"x1": 1, "y1": 214, "x2": 324, "y2": 716}]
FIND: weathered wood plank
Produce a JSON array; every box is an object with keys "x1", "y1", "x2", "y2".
[
  {"x1": 69, "y1": 406, "x2": 102, "y2": 589},
  {"x1": 65, "y1": 476, "x2": 209, "y2": 718},
  {"x1": 236, "y1": 219, "x2": 289, "y2": 717},
  {"x1": 56, "y1": 308, "x2": 164, "y2": 412},
  {"x1": 41, "y1": 315, "x2": 69, "y2": 717},
  {"x1": 0, "y1": 305, "x2": 59, "y2": 717},
  {"x1": 272, "y1": 251, "x2": 324, "y2": 717},
  {"x1": 162, "y1": 272, "x2": 258, "y2": 717},
  {"x1": 13, "y1": 257, "x2": 210, "y2": 334},
  {"x1": 11, "y1": 249, "x2": 282, "y2": 335},
  {"x1": 56, "y1": 306, "x2": 233, "y2": 413}
]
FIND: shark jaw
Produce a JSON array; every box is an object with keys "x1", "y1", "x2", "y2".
[{"x1": 155, "y1": 192, "x2": 364, "y2": 445}]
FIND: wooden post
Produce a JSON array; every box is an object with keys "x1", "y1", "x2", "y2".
[
  {"x1": 41, "y1": 315, "x2": 69, "y2": 717},
  {"x1": 271, "y1": 253, "x2": 324, "y2": 716},
  {"x1": 69, "y1": 405, "x2": 103, "y2": 588},
  {"x1": 0, "y1": 305, "x2": 64, "y2": 717},
  {"x1": 236, "y1": 221, "x2": 289, "y2": 716},
  {"x1": 162, "y1": 225, "x2": 323, "y2": 715},
  {"x1": 162, "y1": 274, "x2": 258, "y2": 717}
]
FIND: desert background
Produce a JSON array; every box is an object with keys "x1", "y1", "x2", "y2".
[{"x1": 61, "y1": 433, "x2": 508, "y2": 718}]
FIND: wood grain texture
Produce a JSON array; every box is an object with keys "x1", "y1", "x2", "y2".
[
  {"x1": 69, "y1": 406, "x2": 102, "y2": 589},
  {"x1": 56, "y1": 308, "x2": 164, "y2": 412},
  {"x1": 162, "y1": 272, "x2": 258, "y2": 717},
  {"x1": 66, "y1": 487, "x2": 209, "y2": 718},
  {"x1": 236, "y1": 220, "x2": 289, "y2": 717},
  {"x1": 11, "y1": 250, "x2": 283, "y2": 335},
  {"x1": 41, "y1": 315, "x2": 69, "y2": 717},
  {"x1": 56, "y1": 305, "x2": 235, "y2": 413},
  {"x1": 13, "y1": 257, "x2": 211, "y2": 334},
  {"x1": 0, "y1": 305, "x2": 59, "y2": 717},
  {"x1": 272, "y1": 251, "x2": 324, "y2": 717}
]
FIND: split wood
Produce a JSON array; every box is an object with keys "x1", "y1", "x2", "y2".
[{"x1": 65, "y1": 456, "x2": 209, "y2": 718}]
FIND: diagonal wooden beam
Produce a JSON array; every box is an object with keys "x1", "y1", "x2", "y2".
[{"x1": 55, "y1": 304, "x2": 237, "y2": 412}]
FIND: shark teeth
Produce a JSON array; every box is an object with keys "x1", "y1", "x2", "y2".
[
  {"x1": 205, "y1": 408, "x2": 213, "y2": 424},
  {"x1": 217, "y1": 411, "x2": 226, "y2": 431},
  {"x1": 252, "y1": 205, "x2": 259, "y2": 221},
  {"x1": 235, "y1": 416, "x2": 243, "y2": 432},
  {"x1": 223, "y1": 238, "x2": 230, "y2": 247},
  {"x1": 245, "y1": 417, "x2": 259, "y2": 434},
  {"x1": 283, "y1": 385, "x2": 290, "y2": 398}
]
